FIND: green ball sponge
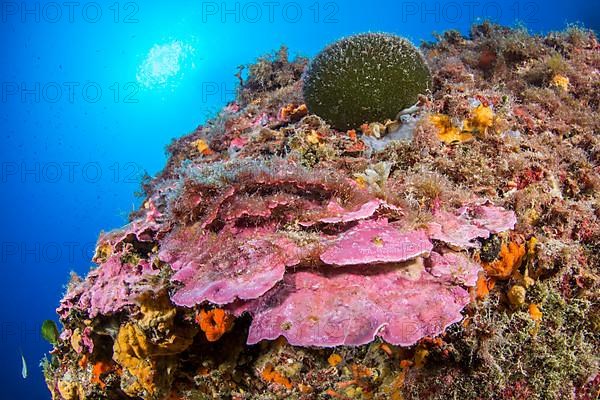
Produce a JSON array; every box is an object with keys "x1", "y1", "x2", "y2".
[{"x1": 303, "y1": 33, "x2": 431, "y2": 131}]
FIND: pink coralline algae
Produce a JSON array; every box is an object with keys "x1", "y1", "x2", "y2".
[
  {"x1": 56, "y1": 152, "x2": 518, "y2": 351},
  {"x1": 427, "y1": 202, "x2": 517, "y2": 248},
  {"x1": 426, "y1": 209, "x2": 490, "y2": 249},
  {"x1": 59, "y1": 158, "x2": 517, "y2": 347},
  {"x1": 318, "y1": 199, "x2": 386, "y2": 224},
  {"x1": 244, "y1": 264, "x2": 473, "y2": 347},
  {"x1": 427, "y1": 251, "x2": 481, "y2": 286},
  {"x1": 56, "y1": 197, "x2": 169, "y2": 319},
  {"x1": 320, "y1": 218, "x2": 432, "y2": 266},
  {"x1": 79, "y1": 327, "x2": 95, "y2": 354},
  {"x1": 58, "y1": 254, "x2": 159, "y2": 318},
  {"x1": 460, "y1": 202, "x2": 518, "y2": 234},
  {"x1": 100, "y1": 195, "x2": 168, "y2": 247},
  {"x1": 148, "y1": 160, "x2": 510, "y2": 347},
  {"x1": 159, "y1": 225, "x2": 300, "y2": 306}
]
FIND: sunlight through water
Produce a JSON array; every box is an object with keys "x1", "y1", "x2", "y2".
[{"x1": 136, "y1": 40, "x2": 196, "y2": 89}]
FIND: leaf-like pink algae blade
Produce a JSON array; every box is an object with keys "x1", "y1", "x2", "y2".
[
  {"x1": 320, "y1": 219, "x2": 432, "y2": 266},
  {"x1": 245, "y1": 265, "x2": 472, "y2": 347}
]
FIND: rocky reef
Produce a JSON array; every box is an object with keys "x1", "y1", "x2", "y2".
[{"x1": 45, "y1": 23, "x2": 599, "y2": 400}]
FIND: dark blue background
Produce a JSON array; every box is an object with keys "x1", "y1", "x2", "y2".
[{"x1": 1, "y1": 0, "x2": 597, "y2": 398}]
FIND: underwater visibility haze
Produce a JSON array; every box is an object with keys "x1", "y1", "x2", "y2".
[{"x1": 1, "y1": 0, "x2": 599, "y2": 399}]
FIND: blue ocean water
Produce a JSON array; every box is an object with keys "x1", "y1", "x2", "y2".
[{"x1": 0, "y1": 0, "x2": 596, "y2": 398}]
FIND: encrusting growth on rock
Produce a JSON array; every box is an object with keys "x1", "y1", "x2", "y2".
[
  {"x1": 483, "y1": 241, "x2": 525, "y2": 279},
  {"x1": 196, "y1": 308, "x2": 234, "y2": 342},
  {"x1": 261, "y1": 363, "x2": 293, "y2": 389}
]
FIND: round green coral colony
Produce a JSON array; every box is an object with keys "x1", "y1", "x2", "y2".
[{"x1": 303, "y1": 33, "x2": 431, "y2": 131}]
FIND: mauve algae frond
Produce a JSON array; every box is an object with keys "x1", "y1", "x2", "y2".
[
  {"x1": 160, "y1": 225, "x2": 300, "y2": 306},
  {"x1": 426, "y1": 202, "x2": 516, "y2": 249},
  {"x1": 320, "y1": 218, "x2": 433, "y2": 266},
  {"x1": 58, "y1": 254, "x2": 160, "y2": 319},
  {"x1": 243, "y1": 261, "x2": 475, "y2": 347}
]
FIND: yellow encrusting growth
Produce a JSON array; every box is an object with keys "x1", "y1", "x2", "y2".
[
  {"x1": 429, "y1": 114, "x2": 474, "y2": 144},
  {"x1": 279, "y1": 103, "x2": 308, "y2": 121},
  {"x1": 328, "y1": 353, "x2": 343, "y2": 367},
  {"x1": 551, "y1": 74, "x2": 569, "y2": 91},
  {"x1": 528, "y1": 303, "x2": 543, "y2": 336},
  {"x1": 529, "y1": 303, "x2": 543, "y2": 321},
  {"x1": 112, "y1": 294, "x2": 195, "y2": 397},
  {"x1": 508, "y1": 284, "x2": 527, "y2": 307},
  {"x1": 93, "y1": 241, "x2": 113, "y2": 263},
  {"x1": 306, "y1": 130, "x2": 323, "y2": 144},
  {"x1": 56, "y1": 380, "x2": 85, "y2": 400},
  {"x1": 192, "y1": 139, "x2": 214, "y2": 155},
  {"x1": 413, "y1": 347, "x2": 430, "y2": 368},
  {"x1": 463, "y1": 104, "x2": 495, "y2": 134},
  {"x1": 430, "y1": 104, "x2": 495, "y2": 144},
  {"x1": 113, "y1": 323, "x2": 159, "y2": 396}
]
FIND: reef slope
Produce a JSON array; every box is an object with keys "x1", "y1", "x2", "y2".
[{"x1": 45, "y1": 24, "x2": 599, "y2": 400}]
